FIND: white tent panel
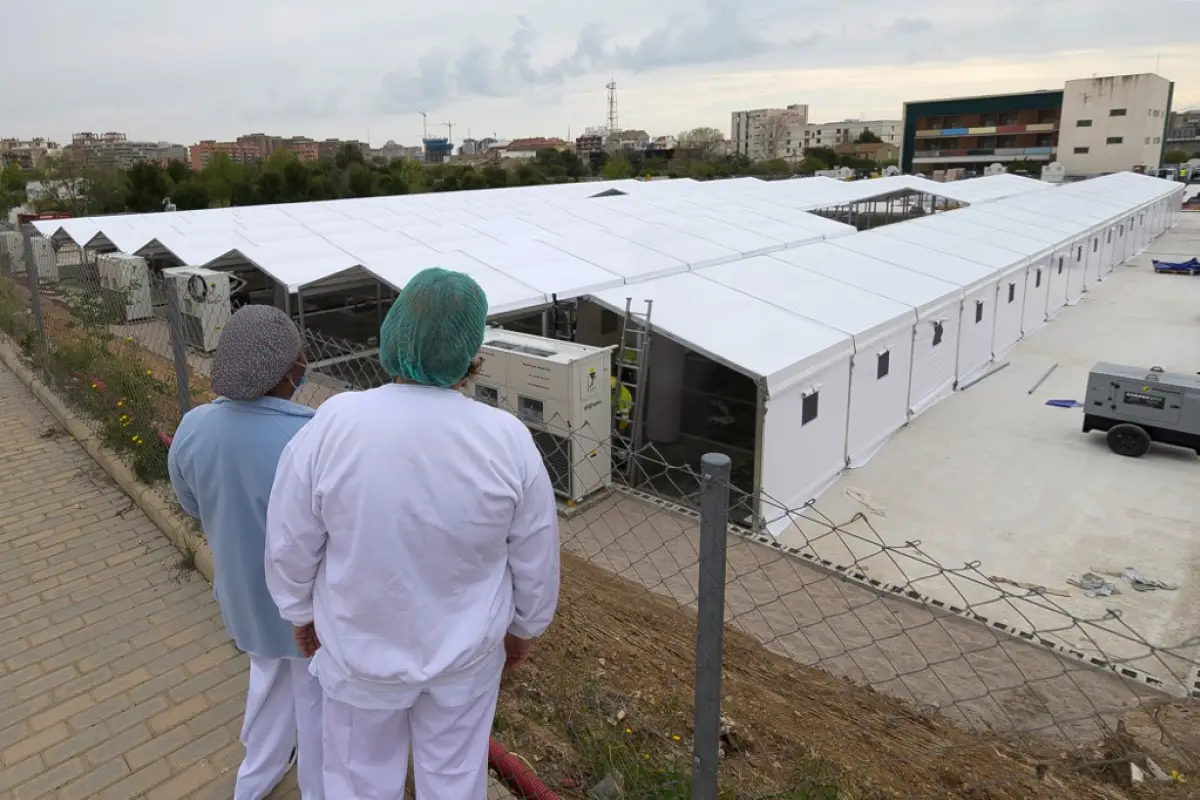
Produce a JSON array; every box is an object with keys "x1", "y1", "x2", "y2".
[
  {"x1": 602, "y1": 222, "x2": 742, "y2": 268},
  {"x1": 586, "y1": 272, "x2": 852, "y2": 391},
  {"x1": 224, "y1": 238, "x2": 364, "y2": 291},
  {"x1": 923, "y1": 173, "x2": 1053, "y2": 205},
  {"x1": 463, "y1": 217, "x2": 561, "y2": 242},
  {"x1": 878, "y1": 224, "x2": 1030, "y2": 358},
  {"x1": 770, "y1": 242, "x2": 961, "y2": 418},
  {"x1": 640, "y1": 212, "x2": 790, "y2": 256},
  {"x1": 700, "y1": 256, "x2": 916, "y2": 467},
  {"x1": 321, "y1": 230, "x2": 424, "y2": 262},
  {"x1": 135, "y1": 230, "x2": 257, "y2": 266},
  {"x1": 532, "y1": 231, "x2": 688, "y2": 282},
  {"x1": 587, "y1": 273, "x2": 854, "y2": 533},
  {"x1": 359, "y1": 247, "x2": 546, "y2": 316},
  {"x1": 834, "y1": 232, "x2": 997, "y2": 382},
  {"x1": 452, "y1": 239, "x2": 624, "y2": 300},
  {"x1": 909, "y1": 215, "x2": 1054, "y2": 338}
]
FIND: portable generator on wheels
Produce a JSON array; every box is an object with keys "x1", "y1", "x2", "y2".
[{"x1": 1082, "y1": 363, "x2": 1200, "y2": 458}]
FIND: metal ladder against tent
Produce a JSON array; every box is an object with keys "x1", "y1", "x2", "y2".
[
  {"x1": 614, "y1": 297, "x2": 653, "y2": 482},
  {"x1": 549, "y1": 294, "x2": 576, "y2": 341}
]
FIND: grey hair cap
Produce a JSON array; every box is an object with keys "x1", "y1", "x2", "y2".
[{"x1": 210, "y1": 305, "x2": 302, "y2": 401}]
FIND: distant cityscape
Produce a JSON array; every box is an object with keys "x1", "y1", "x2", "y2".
[{"x1": 4, "y1": 71, "x2": 1199, "y2": 182}]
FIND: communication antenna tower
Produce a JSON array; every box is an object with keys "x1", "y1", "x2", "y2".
[{"x1": 606, "y1": 80, "x2": 620, "y2": 138}]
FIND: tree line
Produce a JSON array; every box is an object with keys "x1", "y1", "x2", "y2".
[{"x1": 1, "y1": 127, "x2": 897, "y2": 218}]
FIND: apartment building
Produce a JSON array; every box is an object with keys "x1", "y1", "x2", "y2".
[
  {"x1": 68, "y1": 133, "x2": 187, "y2": 169},
  {"x1": 0, "y1": 138, "x2": 60, "y2": 169},
  {"x1": 189, "y1": 134, "x2": 328, "y2": 170},
  {"x1": 901, "y1": 91, "x2": 1063, "y2": 174},
  {"x1": 901, "y1": 72, "x2": 1173, "y2": 176},
  {"x1": 1057, "y1": 73, "x2": 1173, "y2": 175},
  {"x1": 731, "y1": 104, "x2": 809, "y2": 160}
]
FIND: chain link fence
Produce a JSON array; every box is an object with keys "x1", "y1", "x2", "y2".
[{"x1": 0, "y1": 229, "x2": 1196, "y2": 798}]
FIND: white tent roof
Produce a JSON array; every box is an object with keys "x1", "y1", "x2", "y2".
[
  {"x1": 531, "y1": 231, "x2": 687, "y2": 282},
  {"x1": 918, "y1": 173, "x2": 1053, "y2": 204},
  {"x1": 906, "y1": 213, "x2": 1057, "y2": 259},
  {"x1": 835, "y1": 230, "x2": 1000, "y2": 293},
  {"x1": 934, "y1": 207, "x2": 1066, "y2": 246},
  {"x1": 361, "y1": 249, "x2": 545, "y2": 316},
  {"x1": 769, "y1": 242, "x2": 962, "y2": 318},
  {"x1": 587, "y1": 272, "x2": 852, "y2": 391},
  {"x1": 879, "y1": 223, "x2": 1032, "y2": 272},
  {"x1": 966, "y1": 202, "x2": 1094, "y2": 241},
  {"x1": 699, "y1": 256, "x2": 917, "y2": 347},
  {"x1": 451, "y1": 239, "x2": 624, "y2": 300}
]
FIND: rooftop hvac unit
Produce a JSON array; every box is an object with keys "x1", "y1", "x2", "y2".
[
  {"x1": 1041, "y1": 162, "x2": 1066, "y2": 184},
  {"x1": 96, "y1": 253, "x2": 153, "y2": 322},
  {"x1": 463, "y1": 329, "x2": 615, "y2": 503},
  {"x1": 983, "y1": 163, "x2": 1005, "y2": 176},
  {"x1": 162, "y1": 267, "x2": 235, "y2": 352}
]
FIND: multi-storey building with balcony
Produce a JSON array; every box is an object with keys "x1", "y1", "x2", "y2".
[{"x1": 901, "y1": 90, "x2": 1063, "y2": 174}]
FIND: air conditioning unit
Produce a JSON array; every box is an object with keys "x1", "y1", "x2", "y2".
[
  {"x1": 96, "y1": 253, "x2": 153, "y2": 321},
  {"x1": 463, "y1": 329, "x2": 615, "y2": 503},
  {"x1": 162, "y1": 267, "x2": 232, "y2": 352}
]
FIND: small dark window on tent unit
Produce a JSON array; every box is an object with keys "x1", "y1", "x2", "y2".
[
  {"x1": 1057, "y1": 256, "x2": 1064, "y2": 274},
  {"x1": 1075, "y1": 245, "x2": 1082, "y2": 261},
  {"x1": 1092, "y1": 239, "x2": 1098, "y2": 252},
  {"x1": 932, "y1": 321, "x2": 944, "y2": 346},
  {"x1": 1007, "y1": 282, "x2": 1016, "y2": 303},
  {"x1": 1107, "y1": 230, "x2": 1112, "y2": 243},
  {"x1": 877, "y1": 350, "x2": 890, "y2": 379},
  {"x1": 1035, "y1": 268, "x2": 1043, "y2": 288},
  {"x1": 1119, "y1": 224, "x2": 1124, "y2": 235},
  {"x1": 975, "y1": 300, "x2": 984, "y2": 323},
  {"x1": 801, "y1": 391, "x2": 819, "y2": 425}
]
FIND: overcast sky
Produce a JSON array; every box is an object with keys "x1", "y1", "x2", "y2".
[{"x1": 4, "y1": 0, "x2": 1200, "y2": 146}]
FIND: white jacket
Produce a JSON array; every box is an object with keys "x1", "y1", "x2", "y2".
[{"x1": 265, "y1": 383, "x2": 560, "y2": 709}]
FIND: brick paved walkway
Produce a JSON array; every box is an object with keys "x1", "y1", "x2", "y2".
[{"x1": 0, "y1": 362, "x2": 514, "y2": 800}]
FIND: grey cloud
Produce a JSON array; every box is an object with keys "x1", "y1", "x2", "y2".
[
  {"x1": 374, "y1": 0, "x2": 774, "y2": 113},
  {"x1": 890, "y1": 18, "x2": 933, "y2": 36},
  {"x1": 373, "y1": 0, "x2": 1200, "y2": 117}
]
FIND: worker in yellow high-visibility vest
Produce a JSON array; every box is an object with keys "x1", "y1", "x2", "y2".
[{"x1": 610, "y1": 376, "x2": 632, "y2": 432}]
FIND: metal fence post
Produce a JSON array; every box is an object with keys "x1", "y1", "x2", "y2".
[
  {"x1": 692, "y1": 452, "x2": 731, "y2": 800},
  {"x1": 162, "y1": 277, "x2": 192, "y2": 418},
  {"x1": 20, "y1": 227, "x2": 46, "y2": 343}
]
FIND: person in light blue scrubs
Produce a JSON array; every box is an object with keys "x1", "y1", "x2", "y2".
[{"x1": 167, "y1": 304, "x2": 324, "y2": 800}]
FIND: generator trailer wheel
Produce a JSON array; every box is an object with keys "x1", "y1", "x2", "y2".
[{"x1": 1106, "y1": 423, "x2": 1151, "y2": 458}]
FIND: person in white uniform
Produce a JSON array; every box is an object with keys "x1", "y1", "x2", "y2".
[
  {"x1": 265, "y1": 267, "x2": 561, "y2": 799},
  {"x1": 168, "y1": 305, "x2": 324, "y2": 799}
]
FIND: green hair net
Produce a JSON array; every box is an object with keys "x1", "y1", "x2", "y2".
[{"x1": 380, "y1": 267, "x2": 489, "y2": 388}]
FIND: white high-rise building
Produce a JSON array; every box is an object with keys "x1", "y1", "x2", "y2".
[
  {"x1": 731, "y1": 105, "x2": 809, "y2": 161},
  {"x1": 1057, "y1": 73, "x2": 1173, "y2": 176}
]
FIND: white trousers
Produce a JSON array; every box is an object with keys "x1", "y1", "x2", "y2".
[
  {"x1": 236, "y1": 655, "x2": 325, "y2": 800},
  {"x1": 321, "y1": 685, "x2": 500, "y2": 800}
]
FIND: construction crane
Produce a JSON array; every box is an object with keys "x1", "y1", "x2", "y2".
[
  {"x1": 418, "y1": 111, "x2": 428, "y2": 139},
  {"x1": 443, "y1": 121, "x2": 455, "y2": 142}
]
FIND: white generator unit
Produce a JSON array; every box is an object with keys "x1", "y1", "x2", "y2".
[
  {"x1": 0, "y1": 231, "x2": 22, "y2": 273},
  {"x1": 464, "y1": 329, "x2": 615, "y2": 502},
  {"x1": 97, "y1": 253, "x2": 153, "y2": 322},
  {"x1": 162, "y1": 267, "x2": 233, "y2": 353},
  {"x1": 30, "y1": 237, "x2": 59, "y2": 284}
]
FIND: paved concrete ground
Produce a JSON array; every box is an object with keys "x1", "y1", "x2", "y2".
[
  {"x1": 775, "y1": 215, "x2": 1200, "y2": 686},
  {"x1": 0, "y1": 363, "x2": 513, "y2": 799}
]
